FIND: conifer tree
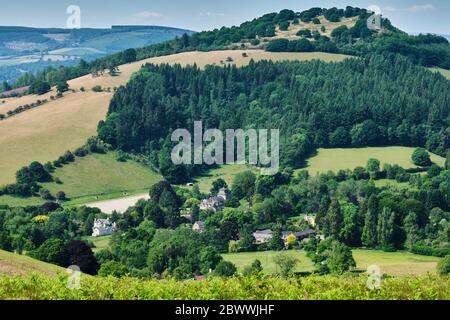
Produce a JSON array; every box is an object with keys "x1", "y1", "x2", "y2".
[{"x1": 362, "y1": 195, "x2": 379, "y2": 247}]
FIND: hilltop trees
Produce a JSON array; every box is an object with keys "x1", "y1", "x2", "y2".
[{"x1": 122, "y1": 48, "x2": 137, "y2": 63}]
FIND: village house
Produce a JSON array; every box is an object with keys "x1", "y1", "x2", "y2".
[
  {"x1": 253, "y1": 229, "x2": 273, "y2": 244},
  {"x1": 92, "y1": 218, "x2": 116, "y2": 237},
  {"x1": 199, "y1": 188, "x2": 230, "y2": 212},
  {"x1": 253, "y1": 229, "x2": 316, "y2": 244},
  {"x1": 304, "y1": 215, "x2": 317, "y2": 227},
  {"x1": 192, "y1": 221, "x2": 206, "y2": 233}
]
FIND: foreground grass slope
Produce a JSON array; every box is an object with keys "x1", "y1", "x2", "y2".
[
  {"x1": 306, "y1": 147, "x2": 446, "y2": 175},
  {"x1": 0, "y1": 250, "x2": 65, "y2": 277},
  {"x1": 0, "y1": 273, "x2": 448, "y2": 300},
  {"x1": 0, "y1": 50, "x2": 351, "y2": 185},
  {"x1": 223, "y1": 250, "x2": 441, "y2": 276}
]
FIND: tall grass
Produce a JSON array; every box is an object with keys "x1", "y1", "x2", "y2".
[{"x1": 0, "y1": 274, "x2": 448, "y2": 300}]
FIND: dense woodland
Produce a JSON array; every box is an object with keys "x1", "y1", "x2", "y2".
[{"x1": 98, "y1": 54, "x2": 450, "y2": 183}]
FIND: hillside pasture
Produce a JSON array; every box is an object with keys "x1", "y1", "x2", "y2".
[
  {"x1": 223, "y1": 249, "x2": 441, "y2": 276},
  {"x1": 271, "y1": 16, "x2": 358, "y2": 41},
  {"x1": 41, "y1": 152, "x2": 162, "y2": 199},
  {"x1": 0, "y1": 249, "x2": 65, "y2": 277},
  {"x1": 0, "y1": 50, "x2": 351, "y2": 185},
  {"x1": 430, "y1": 67, "x2": 450, "y2": 80},
  {"x1": 305, "y1": 147, "x2": 446, "y2": 175},
  {"x1": 222, "y1": 250, "x2": 314, "y2": 274},
  {"x1": 189, "y1": 164, "x2": 258, "y2": 193},
  {"x1": 353, "y1": 250, "x2": 441, "y2": 277}
]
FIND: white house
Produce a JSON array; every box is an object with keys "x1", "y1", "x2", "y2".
[{"x1": 92, "y1": 218, "x2": 116, "y2": 237}]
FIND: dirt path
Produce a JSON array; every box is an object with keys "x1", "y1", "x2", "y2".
[{"x1": 86, "y1": 193, "x2": 150, "y2": 214}]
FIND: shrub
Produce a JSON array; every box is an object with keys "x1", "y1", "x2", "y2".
[
  {"x1": 273, "y1": 254, "x2": 298, "y2": 276},
  {"x1": 437, "y1": 255, "x2": 450, "y2": 275},
  {"x1": 98, "y1": 261, "x2": 129, "y2": 278},
  {"x1": 279, "y1": 21, "x2": 290, "y2": 31},
  {"x1": 39, "y1": 189, "x2": 53, "y2": 200},
  {"x1": 412, "y1": 148, "x2": 432, "y2": 167},
  {"x1": 56, "y1": 191, "x2": 66, "y2": 201},
  {"x1": 297, "y1": 29, "x2": 312, "y2": 38},
  {"x1": 215, "y1": 261, "x2": 237, "y2": 277},
  {"x1": 266, "y1": 39, "x2": 289, "y2": 52}
]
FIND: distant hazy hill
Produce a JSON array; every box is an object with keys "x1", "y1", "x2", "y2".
[{"x1": 0, "y1": 25, "x2": 193, "y2": 82}]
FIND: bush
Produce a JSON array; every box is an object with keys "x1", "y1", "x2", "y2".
[
  {"x1": 412, "y1": 148, "x2": 432, "y2": 167},
  {"x1": 39, "y1": 189, "x2": 54, "y2": 200},
  {"x1": 279, "y1": 21, "x2": 290, "y2": 31},
  {"x1": 411, "y1": 245, "x2": 450, "y2": 258},
  {"x1": 437, "y1": 255, "x2": 450, "y2": 275},
  {"x1": 56, "y1": 191, "x2": 66, "y2": 201},
  {"x1": 98, "y1": 261, "x2": 129, "y2": 278},
  {"x1": 273, "y1": 254, "x2": 298, "y2": 276},
  {"x1": 266, "y1": 39, "x2": 289, "y2": 52},
  {"x1": 297, "y1": 29, "x2": 312, "y2": 38},
  {"x1": 215, "y1": 261, "x2": 237, "y2": 277}
]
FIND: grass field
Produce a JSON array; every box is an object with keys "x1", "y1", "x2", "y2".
[
  {"x1": 0, "y1": 152, "x2": 160, "y2": 208},
  {"x1": 223, "y1": 249, "x2": 441, "y2": 276},
  {"x1": 0, "y1": 195, "x2": 45, "y2": 207},
  {"x1": 41, "y1": 152, "x2": 162, "y2": 199},
  {"x1": 0, "y1": 249, "x2": 65, "y2": 277},
  {"x1": 0, "y1": 50, "x2": 352, "y2": 186},
  {"x1": 374, "y1": 179, "x2": 411, "y2": 189},
  {"x1": 82, "y1": 235, "x2": 112, "y2": 253},
  {"x1": 353, "y1": 250, "x2": 441, "y2": 277},
  {"x1": 305, "y1": 147, "x2": 446, "y2": 175},
  {"x1": 189, "y1": 164, "x2": 258, "y2": 193},
  {"x1": 222, "y1": 250, "x2": 314, "y2": 274},
  {"x1": 430, "y1": 67, "x2": 450, "y2": 80}
]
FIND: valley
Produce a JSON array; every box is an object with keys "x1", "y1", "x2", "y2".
[{"x1": 0, "y1": 5, "x2": 449, "y2": 303}]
